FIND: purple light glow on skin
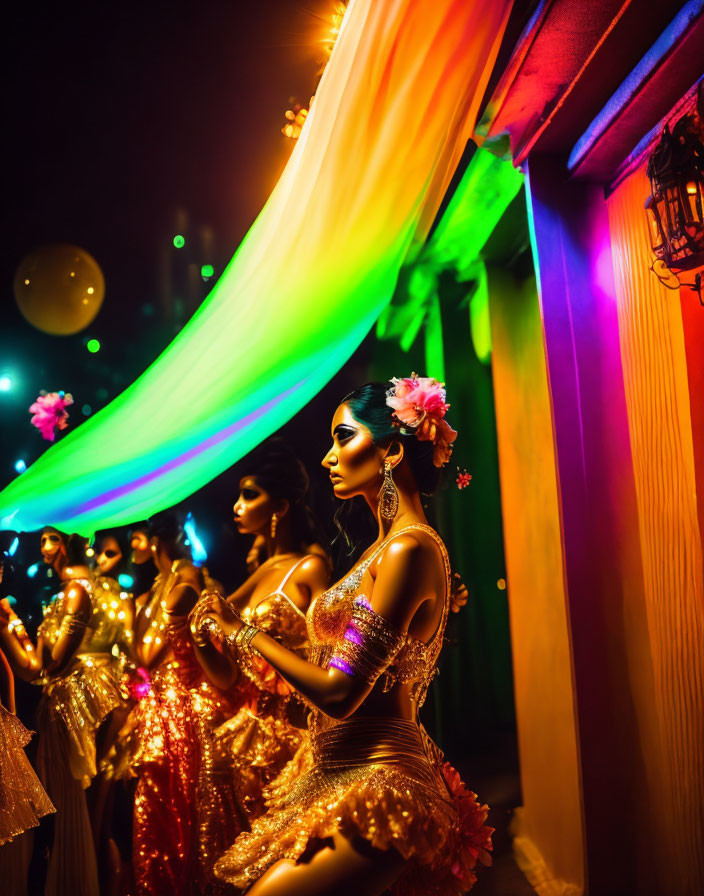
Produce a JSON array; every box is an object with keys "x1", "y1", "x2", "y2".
[
  {"x1": 329, "y1": 656, "x2": 356, "y2": 676},
  {"x1": 344, "y1": 625, "x2": 364, "y2": 645}
]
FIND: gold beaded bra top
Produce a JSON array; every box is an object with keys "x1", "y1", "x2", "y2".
[
  {"x1": 241, "y1": 555, "x2": 311, "y2": 651},
  {"x1": 307, "y1": 524, "x2": 451, "y2": 709}
]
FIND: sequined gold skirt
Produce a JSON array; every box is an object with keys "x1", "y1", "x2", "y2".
[
  {"x1": 215, "y1": 701, "x2": 309, "y2": 819},
  {"x1": 36, "y1": 654, "x2": 123, "y2": 788},
  {"x1": 0, "y1": 705, "x2": 55, "y2": 846},
  {"x1": 214, "y1": 716, "x2": 493, "y2": 895}
]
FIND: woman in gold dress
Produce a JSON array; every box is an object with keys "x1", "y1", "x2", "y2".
[
  {"x1": 0, "y1": 531, "x2": 123, "y2": 896},
  {"x1": 0, "y1": 637, "x2": 55, "y2": 896},
  {"x1": 191, "y1": 377, "x2": 493, "y2": 896},
  {"x1": 194, "y1": 441, "x2": 330, "y2": 819}
]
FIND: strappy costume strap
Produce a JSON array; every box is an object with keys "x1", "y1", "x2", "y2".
[
  {"x1": 252, "y1": 555, "x2": 314, "y2": 620},
  {"x1": 352, "y1": 524, "x2": 451, "y2": 650}
]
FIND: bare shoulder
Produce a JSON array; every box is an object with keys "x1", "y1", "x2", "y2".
[
  {"x1": 166, "y1": 582, "x2": 200, "y2": 616},
  {"x1": 372, "y1": 529, "x2": 446, "y2": 594},
  {"x1": 296, "y1": 554, "x2": 331, "y2": 582},
  {"x1": 177, "y1": 565, "x2": 203, "y2": 590},
  {"x1": 377, "y1": 529, "x2": 442, "y2": 568},
  {"x1": 64, "y1": 581, "x2": 92, "y2": 616}
]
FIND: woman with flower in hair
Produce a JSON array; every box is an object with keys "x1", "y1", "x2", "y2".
[{"x1": 191, "y1": 375, "x2": 492, "y2": 896}]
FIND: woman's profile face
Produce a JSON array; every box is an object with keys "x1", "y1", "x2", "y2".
[
  {"x1": 40, "y1": 531, "x2": 65, "y2": 567},
  {"x1": 322, "y1": 404, "x2": 383, "y2": 500},
  {"x1": 96, "y1": 535, "x2": 123, "y2": 575},
  {"x1": 233, "y1": 476, "x2": 280, "y2": 536},
  {"x1": 130, "y1": 530, "x2": 151, "y2": 564}
]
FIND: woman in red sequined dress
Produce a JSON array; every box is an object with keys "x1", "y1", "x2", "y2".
[
  {"x1": 191, "y1": 378, "x2": 493, "y2": 896},
  {"x1": 124, "y1": 513, "x2": 243, "y2": 896}
]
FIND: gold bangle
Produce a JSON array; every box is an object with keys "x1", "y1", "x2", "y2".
[
  {"x1": 225, "y1": 621, "x2": 260, "y2": 657},
  {"x1": 236, "y1": 622, "x2": 260, "y2": 651}
]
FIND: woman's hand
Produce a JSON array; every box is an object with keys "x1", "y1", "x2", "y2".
[
  {"x1": 189, "y1": 590, "x2": 242, "y2": 646},
  {"x1": 450, "y1": 573, "x2": 469, "y2": 613}
]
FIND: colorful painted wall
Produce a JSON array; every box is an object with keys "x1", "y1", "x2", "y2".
[{"x1": 488, "y1": 158, "x2": 704, "y2": 894}]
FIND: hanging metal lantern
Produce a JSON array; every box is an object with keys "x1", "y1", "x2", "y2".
[{"x1": 645, "y1": 104, "x2": 704, "y2": 272}]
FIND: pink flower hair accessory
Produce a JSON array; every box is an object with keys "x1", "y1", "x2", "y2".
[
  {"x1": 29, "y1": 390, "x2": 73, "y2": 442},
  {"x1": 385, "y1": 373, "x2": 457, "y2": 467}
]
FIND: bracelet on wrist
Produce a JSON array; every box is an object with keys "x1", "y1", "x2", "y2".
[{"x1": 225, "y1": 621, "x2": 260, "y2": 658}]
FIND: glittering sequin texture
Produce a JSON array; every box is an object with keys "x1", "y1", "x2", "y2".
[
  {"x1": 130, "y1": 610, "x2": 244, "y2": 895},
  {"x1": 0, "y1": 704, "x2": 55, "y2": 845},
  {"x1": 216, "y1": 588, "x2": 311, "y2": 819}
]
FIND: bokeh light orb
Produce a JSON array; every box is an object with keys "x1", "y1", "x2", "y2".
[{"x1": 13, "y1": 244, "x2": 105, "y2": 335}]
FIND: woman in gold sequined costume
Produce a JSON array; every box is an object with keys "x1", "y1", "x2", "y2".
[
  {"x1": 194, "y1": 442, "x2": 330, "y2": 819},
  {"x1": 0, "y1": 643, "x2": 55, "y2": 896},
  {"x1": 0, "y1": 639, "x2": 55, "y2": 842},
  {"x1": 0, "y1": 531, "x2": 123, "y2": 896},
  {"x1": 191, "y1": 378, "x2": 493, "y2": 896},
  {"x1": 125, "y1": 512, "x2": 243, "y2": 895}
]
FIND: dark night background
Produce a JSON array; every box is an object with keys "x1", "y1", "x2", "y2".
[
  {"x1": 1, "y1": 0, "x2": 359, "y2": 579},
  {"x1": 1, "y1": 0, "x2": 331, "y2": 480}
]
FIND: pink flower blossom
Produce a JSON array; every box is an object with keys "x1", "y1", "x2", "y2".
[
  {"x1": 386, "y1": 373, "x2": 456, "y2": 467},
  {"x1": 29, "y1": 391, "x2": 73, "y2": 441},
  {"x1": 386, "y1": 374, "x2": 450, "y2": 428}
]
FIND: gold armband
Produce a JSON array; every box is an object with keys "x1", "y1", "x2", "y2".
[{"x1": 328, "y1": 597, "x2": 405, "y2": 686}]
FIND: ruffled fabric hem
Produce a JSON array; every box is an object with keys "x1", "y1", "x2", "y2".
[
  {"x1": 215, "y1": 705, "x2": 307, "y2": 818},
  {"x1": 0, "y1": 705, "x2": 55, "y2": 845},
  {"x1": 38, "y1": 658, "x2": 123, "y2": 787},
  {"x1": 214, "y1": 759, "x2": 491, "y2": 894}
]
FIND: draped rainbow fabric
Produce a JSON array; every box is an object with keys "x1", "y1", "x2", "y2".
[{"x1": 0, "y1": 0, "x2": 512, "y2": 534}]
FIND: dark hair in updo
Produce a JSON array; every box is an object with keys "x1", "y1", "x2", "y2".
[
  {"x1": 343, "y1": 382, "x2": 443, "y2": 495},
  {"x1": 242, "y1": 439, "x2": 325, "y2": 552},
  {"x1": 147, "y1": 512, "x2": 191, "y2": 560},
  {"x1": 41, "y1": 525, "x2": 67, "y2": 542},
  {"x1": 66, "y1": 534, "x2": 89, "y2": 566}
]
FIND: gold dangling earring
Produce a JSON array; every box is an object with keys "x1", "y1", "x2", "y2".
[
  {"x1": 270, "y1": 513, "x2": 278, "y2": 539},
  {"x1": 379, "y1": 460, "x2": 399, "y2": 522}
]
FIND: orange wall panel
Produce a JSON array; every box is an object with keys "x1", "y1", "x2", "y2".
[{"x1": 489, "y1": 268, "x2": 585, "y2": 895}]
